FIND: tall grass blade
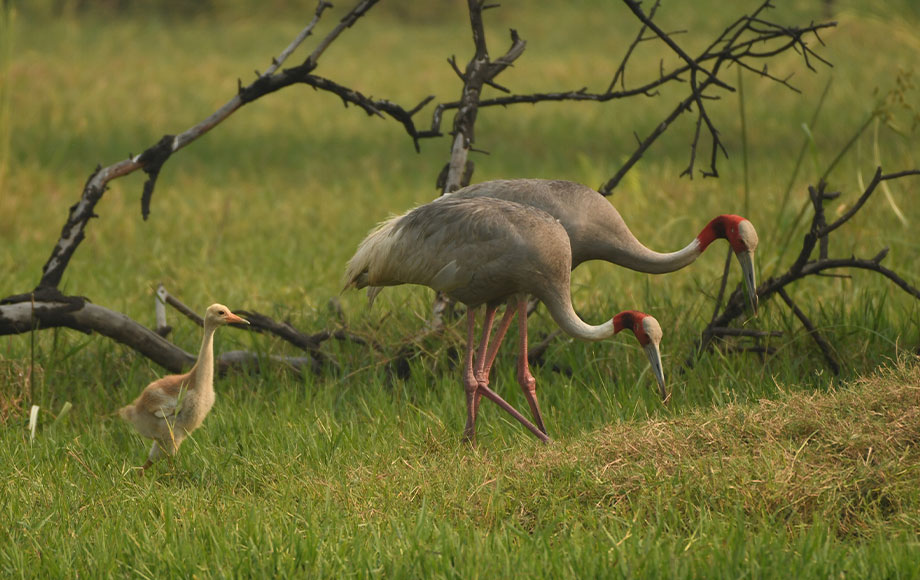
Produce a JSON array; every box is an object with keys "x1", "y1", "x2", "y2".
[
  {"x1": 772, "y1": 95, "x2": 878, "y2": 275},
  {"x1": 0, "y1": 4, "x2": 13, "y2": 193},
  {"x1": 54, "y1": 401, "x2": 73, "y2": 425},
  {"x1": 772, "y1": 77, "x2": 833, "y2": 242},
  {"x1": 28, "y1": 404, "x2": 39, "y2": 443},
  {"x1": 767, "y1": 78, "x2": 833, "y2": 277},
  {"x1": 873, "y1": 117, "x2": 908, "y2": 225}
]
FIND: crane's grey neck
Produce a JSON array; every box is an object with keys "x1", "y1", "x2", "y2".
[
  {"x1": 541, "y1": 291, "x2": 617, "y2": 342},
  {"x1": 601, "y1": 238, "x2": 703, "y2": 274}
]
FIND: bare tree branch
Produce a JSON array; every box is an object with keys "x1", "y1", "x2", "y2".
[
  {"x1": 411, "y1": 0, "x2": 834, "y2": 193},
  {"x1": 777, "y1": 287, "x2": 840, "y2": 375},
  {"x1": 439, "y1": 1, "x2": 527, "y2": 193},
  {"x1": 709, "y1": 327, "x2": 782, "y2": 338},
  {"x1": 1, "y1": 1, "x2": 415, "y2": 377},
  {"x1": 0, "y1": 298, "x2": 194, "y2": 373},
  {"x1": 3, "y1": 1, "x2": 853, "y2": 383},
  {"x1": 155, "y1": 284, "x2": 381, "y2": 369},
  {"x1": 689, "y1": 169, "x2": 920, "y2": 369},
  {"x1": 608, "y1": 0, "x2": 663, "y2": 93},
  {"x1": 35, "y1": 1, "x2": 358, "y2": 291},
  {"x1": 622, "y1": 0, "x2": 733, "y2": 92}
]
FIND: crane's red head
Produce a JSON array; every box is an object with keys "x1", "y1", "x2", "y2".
[
  {"x1": 613, "y1": 310, "x2": 655, "y2": 345},
  {"x1": 612, "y1": 310, "x2": 667, "y2": 402},
  {"x1": 697, "y1": 214, "x2": 758, "y2": 254},
  {"x1": 697, "y1": 215, "x2": 759, "y2": 314}
]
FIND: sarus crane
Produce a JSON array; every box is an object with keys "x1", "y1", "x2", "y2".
[{"x1": 344, "y1": 196, "x2": 666, "y2": 443}]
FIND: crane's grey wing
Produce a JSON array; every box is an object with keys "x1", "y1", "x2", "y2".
[
  {"x1": 448, "y1": 179, "x2": 654, "y2": 268},
  {"x1": 344, "y1": 197, "x2": 567, "y2": 304}
]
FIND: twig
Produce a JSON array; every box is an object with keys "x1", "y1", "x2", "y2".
[
  {"x1": 154, "y1": 284, "x2": 358, "y2": 369},
  {"x1": 710, "y1": 247, "x2": 734, "y2": 325},
  {"x1": 36, "y1": 0, "x2": 380, "y2": 291},
  {"x1": 821, "y1": 169, "x2": 920, "y2": 238},
  {"x1": 622, "y1": 0, "x2": 733, "y2": 92},
  {"x1": 269, "y1": 1, "x2": 334, "y2": 75},
  {"x1": 777, "y1": 287, "x2": 840, "y2": 375},
  {"x1": 709, "y1": 327, "x2": 782, "y2": 338},
  {"x1": 608, "y1": 0, "x2": 661, "y2": 92},
  {"x1": 303, "y1": 0, "x2": 380, "y2": 69},
  {"x1": 528, "y1": 329, "x2": 563, "y2": 364},
  {"x1": 155, "y1": 285, "x2": 204, "y2": 327}
]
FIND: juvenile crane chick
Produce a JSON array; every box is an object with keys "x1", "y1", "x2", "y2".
[{"x1": 119, "y1": 303, "x2": 248, "y2": 474}]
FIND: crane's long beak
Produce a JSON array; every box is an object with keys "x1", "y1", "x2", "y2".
[
  {"x1": 227, "y1": 312, "x2": 250, "y2": 325},
  {"x1": 736, "y1": 250, "x2": 758, "y2": 314},
  {"x1": 643, "y1": 342, "x2": 668, "y2": 404}
]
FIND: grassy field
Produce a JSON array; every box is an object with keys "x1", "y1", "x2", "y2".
[{"x1": 2, "y1": 0, "x2": 920, "y2": 576}]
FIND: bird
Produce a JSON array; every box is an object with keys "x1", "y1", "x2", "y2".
[
  {"x1": 446, "y1": 178, "x2": 760, "y2": 312},
  {"x1": 119, "y1": 303, "x2": 249, "y2": 474},
  {"x1": 343, "y1": 196, "x2": 667, "y2": 443}
]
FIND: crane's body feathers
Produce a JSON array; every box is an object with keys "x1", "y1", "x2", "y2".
[
  {"x1": 446, "y1": 178, "x2": 759, "y2": 311},
  {"x1": 119, "y1": 370, "x2": 205, "y2": 438},
  {"x1": 346, "y1": 197, "x2": 571, "y2": 310},
  {"x1": 446, "y1": 179, "x2": 701, "y2": 271}
]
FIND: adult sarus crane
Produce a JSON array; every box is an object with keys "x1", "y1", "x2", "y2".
[
  {"x1": 344, "y1": 196, "x2": 666, "y2": 443},
  {"x1": 447, "y1": 178, "x2": 760, "y2": 312}
]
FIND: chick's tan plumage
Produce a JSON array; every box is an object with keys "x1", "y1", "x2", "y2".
[{"x1": 119, "y1": 303, "x2": 248, "y2": 473}]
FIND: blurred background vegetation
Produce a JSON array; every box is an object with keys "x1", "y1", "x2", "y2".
[{"x1": 1, "y1": 0, "x2": 919, "y2": 414}]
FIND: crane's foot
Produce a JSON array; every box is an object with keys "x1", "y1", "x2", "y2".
[
  {"x1": 136, "y1": 459, "x2": 153, "y2": 478},
  {"x1": 478, "y1": 385, "x2": 551, "y2": 444},
  {"x1": 527, "y1": 401, "x2": 547, "y2": 436},
  {"x1": 520, "y1": 383, "x2": 547, "y2": 435}
]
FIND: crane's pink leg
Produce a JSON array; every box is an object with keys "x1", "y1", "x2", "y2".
[
  {"x1": 473, "y1": 303, "x2": 517, "y2": 418},
  {"x1": 480, "y1": 302, "x2": 517, "y2": 380},
  {"x1": 476, "y1": 385, "x2": 551, "y2": 444},
  {"x1": 472, "y1": 304, "x2": 499, "y2": 379},
  {"x1": 462, "y1": 308, "x2": 482, "y2": 443},
  {"x1": 469, "y1": 304, "x2": 499, "y2": 426},
  {"x1": 462, "y1": 305, "x2": 551, "y2": 444},
  {"x1": 480, "y1": 299, "x2": 548, "y2": 434},
  {"x1": 138, "y1": 459, "x2": 152, "y2": 477},
  {"x1": 514, "y1": 299, "x2": 547, "y2": 434}
]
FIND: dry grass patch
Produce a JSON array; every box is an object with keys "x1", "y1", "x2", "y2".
[
  {"x1": 291, "y1": 361, "x2": 920, "y2": 545},
  {"x1": 538, "y1": 361, "x2": 920, "y2": 536}
]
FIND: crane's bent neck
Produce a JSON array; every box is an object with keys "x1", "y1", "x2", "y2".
[
  {"x1": 540, "y1": 290, "x2": 617, "y2": 342},
  {"x1": 607, "y1": 238, "x2": 703, "y2": 274}
]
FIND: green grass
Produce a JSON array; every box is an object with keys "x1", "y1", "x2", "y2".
[
  {"x1": 4, "y1": 359, "x2": 920, "y2": 577},
  {"x1": 2, "y1": 0, "x2": 920, "y2": 576}
]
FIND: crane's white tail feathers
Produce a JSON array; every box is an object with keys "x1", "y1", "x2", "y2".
[{"x1": 343, "y1": 214, "x2": 402, "y2": 293}]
